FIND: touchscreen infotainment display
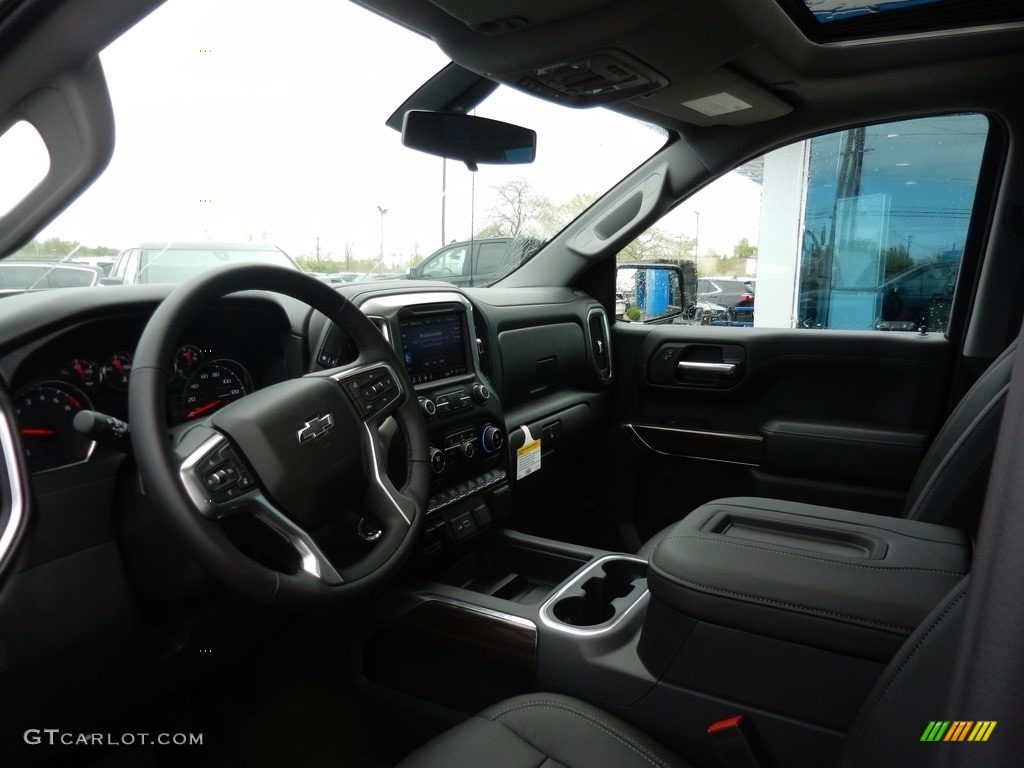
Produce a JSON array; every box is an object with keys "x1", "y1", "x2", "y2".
[{"x1": 399, "y1": 312, "x2": 468, "y2": 384}]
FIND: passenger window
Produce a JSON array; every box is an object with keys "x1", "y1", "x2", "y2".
[
  {"x1": 421, "y1": 245, "x2": 467, "y2": 279},
  {"x1": 620, "y1": 114, "x2": 989, "y2": 332}
]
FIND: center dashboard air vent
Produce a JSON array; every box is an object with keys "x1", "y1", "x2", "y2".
[{"x1": 517, "y1": 50, "x2": 668, "y2": 106}]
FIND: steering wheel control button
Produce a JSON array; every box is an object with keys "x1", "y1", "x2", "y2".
[
  {"x1": 204, "y1": 466, "x2": 235, "y2": 490},
  {"x1": 198, "y1": 454, "x2": 222, "y2": 474},
  {"x1": 189, "y1": 441, "x2": 258, "y2": 508},
  {"x1": 337, "y1": 366, "x2": 402, "y2": 421}
]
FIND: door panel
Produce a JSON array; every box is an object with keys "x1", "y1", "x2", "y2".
[{"x1": 611, "y1": 323, "x2": 952, "y2": 547}]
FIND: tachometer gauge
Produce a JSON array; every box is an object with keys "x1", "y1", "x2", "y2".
[
  {"x1": 102, "y1": 351, "x2": 133, "y2": 391},
  {"x1": 181, "y1": 361, "x2": 251, "y2": 421},
  {"x1": 174, "y1": 344, "x2": 204, "y2": 378},
  {"x1": 61, "y1": 358, "x2": 101, "y2": 391},
  {"x1": 14, "y1": 381, "x2": 95, "y2": 473}
]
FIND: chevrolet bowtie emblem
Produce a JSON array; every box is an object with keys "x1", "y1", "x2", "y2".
[{"x1": 297, "y1": 413, "x2": 334, "y2": 443}]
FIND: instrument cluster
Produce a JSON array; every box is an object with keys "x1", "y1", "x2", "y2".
[{"x1": 13, "y1": 342, "x2": 256, "y2": 474}]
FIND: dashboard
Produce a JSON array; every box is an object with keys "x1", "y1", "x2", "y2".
[
  {"x1": 0, "y1": 279, "x2": 612, "y2": 569},
  {"x1": 5, "y1": 302, "x2": 292, "y2": 474}
]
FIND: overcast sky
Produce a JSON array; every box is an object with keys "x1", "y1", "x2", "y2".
[{"x1": 15, "y1": 0, "x2": 761, "y2": 265}]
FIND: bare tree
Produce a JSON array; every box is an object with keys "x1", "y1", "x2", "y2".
[
  {"x1": 479, "y1": 178, "x2": 547, "y2": 240},
  {"x1": 617, "y1": 228, "x2": 694, "y2": 262}
]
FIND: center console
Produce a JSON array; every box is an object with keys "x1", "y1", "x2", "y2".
[
  {"x1": 397, "y1": 302, "x2": 511, "y2": 557},
  {"x1": 360, "y1": 497, "x2": 970, "y2": 768},
  {"x1": 335, "y1": 292, "x2": 513, "y2": 559}
]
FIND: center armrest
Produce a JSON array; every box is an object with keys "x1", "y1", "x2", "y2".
[{"x1": 647, "y1": 497, "x2": 970, "y2": 661}]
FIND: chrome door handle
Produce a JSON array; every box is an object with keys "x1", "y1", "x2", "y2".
[{"x1": 677, "y1": 361, "x2": 738, "y2": 377}]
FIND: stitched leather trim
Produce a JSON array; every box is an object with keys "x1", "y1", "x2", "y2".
[
  {"x1": 655, "y1": 534, "x2": 967, "y2": 577},
  {"x1": 840, "y1": 587, "x2": 968, "y2": 768},
  {"x1": 649, "y1": 567, "x2": 916, "y2": 633},
  {"x1": 907, "y1": 384, "x2": 1007, "y2": 522},
  {"x1": 488, "y1": 700, "x2": 673, "y2": 768}
]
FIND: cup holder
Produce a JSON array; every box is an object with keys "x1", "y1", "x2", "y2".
[{"x1": 549, "y1": 557, "x2": 647, "y2": 628}]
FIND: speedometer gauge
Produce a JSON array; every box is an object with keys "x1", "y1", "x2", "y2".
[
  {"x1": 180, "y1": 361, "x2": 251, "y2": 421},
  {"x1": 14, "y1": 381, "x2": 95, "y2": 473}
]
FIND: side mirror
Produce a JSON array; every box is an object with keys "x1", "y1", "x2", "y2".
[
  {"x1": 401, "y1": 111, "x2": 536, "y2": 171},
  {"x1": 98, "y1": 277, "x2": 124, "y2": 286},
  {"x1": 616, "y1": 262, "x2": 691, "y2": 324}
]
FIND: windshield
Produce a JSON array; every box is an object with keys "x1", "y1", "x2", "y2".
[
  {"x1": 1, "y1": 0, "x2": 665, "y2": 288},
  {"x1": 135, "y1": 246, "x2": 297, "y2": 284}
]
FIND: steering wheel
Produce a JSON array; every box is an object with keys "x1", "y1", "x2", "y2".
[{"x1": 129, "y1": 264, "x2": 430, "y2": 607}]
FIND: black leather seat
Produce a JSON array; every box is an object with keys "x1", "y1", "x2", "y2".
[
  {"x1": 639, "y1": 341, "x2": 1016, "y2": 558},
  {"x1": 397, "y1": 579, "x2": 973, "y2": 768},
  {"x1": 396, "y1": 691, "x2": 691, "y2": 768}
]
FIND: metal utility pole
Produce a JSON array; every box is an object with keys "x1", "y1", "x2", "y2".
[
  {"x1": 377, "y1": 205, "x2": 388, "y2": 267},
  {"x1": 694, "y1": 210, "x2": 700, "y2": 257}
]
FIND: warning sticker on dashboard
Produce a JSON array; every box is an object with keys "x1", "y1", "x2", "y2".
[{"x1": 516, "y1": 426, "x2": 541, "y2": 480}]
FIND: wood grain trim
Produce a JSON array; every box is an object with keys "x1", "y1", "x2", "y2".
[
  {"x1": 627, "y1": 423, "x2": 763, "y2": 466},
  {"x1": 394, "y1": 600, "x2": 538, "y2": 671}
]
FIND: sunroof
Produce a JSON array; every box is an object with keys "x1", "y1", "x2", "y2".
[
  {"x1": 805, "y1": 0, "x2": 945, "y2": 25},
  {"x1": 779, "y1": 0, "x2": 1024, "y2": 41}
]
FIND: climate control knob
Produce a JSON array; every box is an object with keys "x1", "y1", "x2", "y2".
[
  {"x1": 481, "y1": 424, "x2": 505, "y2": 453},
  {"x1": 429, "y1": 447, "x2": 446, "y2": 474},
  {"x1": 461, "y1": 440, "x2": 477, "y2": 460},
  {"x1": 418, "y1": 397, "x2": 436, "y2": 419},
  {"x1": 472, "y1": 383, "x2": 491, "y2": 404}
]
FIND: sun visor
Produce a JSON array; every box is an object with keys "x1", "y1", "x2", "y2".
[{"x1": 637, "y1": 68, "x2": 792, "y2": 127}]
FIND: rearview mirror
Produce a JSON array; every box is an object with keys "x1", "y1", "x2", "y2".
[{"x1": 401, "y1": 110, "x2": 536, "y2": 171}]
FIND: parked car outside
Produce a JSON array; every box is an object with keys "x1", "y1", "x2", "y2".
[
  {"x1": 0, "y1": 260, "x2": 102, "y2": 297},
  {"x1": 102, "y1": 242, "x2": 300, "y2": 285},
  {"x1": 697, "y1": 276, "x2": 755, "y2": 309},
  {"x1": 407, "y1": 237, "x2": 542, "y2": 287},
  {"x1": 68, "y1": 255, "x2": 116, "y2": 276},
  {"x1": 697, "y1": 276, "x2": 755, "y2": 325},
  {"x1": 797, "y1": 258, "x2": 959, "y2": 331}
]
